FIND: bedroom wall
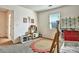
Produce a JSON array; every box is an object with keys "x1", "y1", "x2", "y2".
[
  {"x1": 0, "y1": 5, "x2": 38, "y2": 43},
  {"x1": 37, "y1": 5, "x2": 79, "y2": 39},
  {"x1": 0, "y1": 11, "x2": 8, "y2": 37}
]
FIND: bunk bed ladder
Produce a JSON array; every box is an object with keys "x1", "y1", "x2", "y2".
[{"x1": 49, "y1": 21, "x2": 60, "y2": 53}]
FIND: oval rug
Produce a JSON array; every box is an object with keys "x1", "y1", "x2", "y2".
[{"x1": 31, "y1": 39, "x2": 52, "y2": 53}]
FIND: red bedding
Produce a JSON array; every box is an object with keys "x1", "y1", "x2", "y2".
[{"x1": 63, "y1": 30, "x2": 79, "y2": 41}]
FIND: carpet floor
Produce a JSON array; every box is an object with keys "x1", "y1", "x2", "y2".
[
  {"x1": 0, "y1": 37, "x2": 63, "y2": 53},
  {"x1": 0, "y1": 38, "x2": 52, "y2": 53},
  {"x1": 0, "y1": 38, "x2": 40, "y2": 53}
]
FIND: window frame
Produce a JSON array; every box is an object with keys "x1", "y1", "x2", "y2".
[{"x1": 49, "y1": 12, "x2": 60, "y2": 29}]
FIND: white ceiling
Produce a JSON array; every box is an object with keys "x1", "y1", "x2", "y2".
[{"x1": 20, "y1": 5, "x2": 62, "y2": 12}]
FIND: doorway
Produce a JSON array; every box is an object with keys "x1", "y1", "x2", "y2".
[{"x1": 0, "y1": 8, "x2": 14, "y2": 45}]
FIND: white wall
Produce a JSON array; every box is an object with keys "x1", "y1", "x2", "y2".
[
  {"x1": 0, "y1": 5, "x2": 38, "y2": 43},
  {"x1": 37, "y1": 5, "x2": 79, "y2": 39}
]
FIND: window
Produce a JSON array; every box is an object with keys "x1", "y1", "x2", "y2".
[{"x1": 49, "y1": 12, "x2": 60, "y2": 29}]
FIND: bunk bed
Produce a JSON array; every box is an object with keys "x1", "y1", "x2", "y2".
[
  {"x1": 60, "y1": 30, "x2": 79, "y2": 53},
  {"x1": 60, "y1": 17, "x2": 79, "y2": 53}
]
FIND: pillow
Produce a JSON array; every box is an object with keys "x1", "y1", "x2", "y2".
[{"x1": 64, "y1": 41, "x2": 79, "y2": 47}]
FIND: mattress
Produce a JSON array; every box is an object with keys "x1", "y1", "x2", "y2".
[{"x1": 60, "y1": 43, "x2": 79, "y2": 53}]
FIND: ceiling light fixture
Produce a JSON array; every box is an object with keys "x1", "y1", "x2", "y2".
[{"x1": 48, "y1": 5, "x2": 53, "y2": 7}]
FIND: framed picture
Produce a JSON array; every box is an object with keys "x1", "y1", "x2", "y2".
[
  {"x1": 23, "y1": 17, "x2": 27, "y2": 23},
  {"x1": 31, "y1": 19, "x2": 34, "y2": 23}
]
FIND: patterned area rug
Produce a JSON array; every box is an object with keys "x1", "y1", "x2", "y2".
[{"x1": 31, "y1": 39, "x2": 52, "y2": 53}]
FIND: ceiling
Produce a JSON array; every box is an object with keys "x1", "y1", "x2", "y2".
[{"x1": 20, "y1": 5, "x2": 62, "y2": 12}]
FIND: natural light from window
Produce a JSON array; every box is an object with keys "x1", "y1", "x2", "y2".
[{"x1": 49, "y1": 12, "x2": 60, "y2": 29}]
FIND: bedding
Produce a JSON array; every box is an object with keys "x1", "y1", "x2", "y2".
[
  {"x1": 60, "y1": 43, "x2": 79, "y2": 53},
  {"x1": 60, "y1": 45, "x2": 79, "y2": 53},
  {"x1": 63, "y1": 30, "x2": 79, "y2": 47},
  {"x1": 64, "y1": 41, "x2": 79, "y2": 47},
  {"x1": 63, "y1": 30, "x2": 79, "y2": 41}
]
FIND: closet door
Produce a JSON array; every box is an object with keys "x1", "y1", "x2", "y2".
[{"x1": 0, "y1": 12, "x2": 7, "y2": 37}]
